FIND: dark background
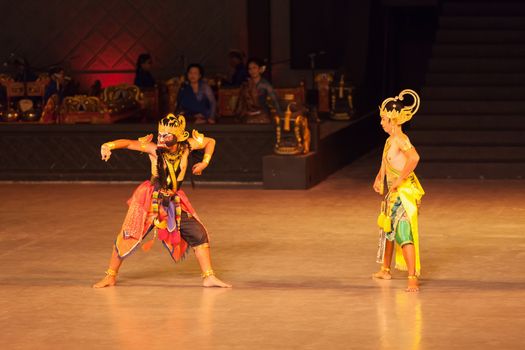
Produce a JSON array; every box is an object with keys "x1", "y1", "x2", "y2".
[{"x1": 0, "y1": 0, "x2": 439, "y2": 114}]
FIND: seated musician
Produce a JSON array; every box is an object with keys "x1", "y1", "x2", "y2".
[
  {"x1": 235, "y1": 57, "x2": 282, "y2": 124},
  {"x1": 134, "y1": 53, "x2": 156, "y2": 89},
  {"x1": 44, "y1": 66, "x2": 67, "y2": 104},
  {"x1": 177, "y1": 64, "x2": 217, "y2": 124}
]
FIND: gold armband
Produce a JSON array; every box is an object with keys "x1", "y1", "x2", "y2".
[
  {"x1": 203, "y1": 154, "x2": 212, "y2": 165},
  {"x1": 104, "y1": 142, "x2": 116, "y2": 150},
  {"x1": 400, "y1": 143, "x2": 413, "y2": 152},
  {"x1": 399, "y1": 138, "x2": 413, "y2": 152}
]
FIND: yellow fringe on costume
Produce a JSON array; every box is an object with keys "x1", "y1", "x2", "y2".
[{"x1": 387, "y1": 165, "x2": 425, "y2": 276}]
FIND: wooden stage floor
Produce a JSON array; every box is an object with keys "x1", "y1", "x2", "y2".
[{"x1": 1, "y1": 165, "x2": 524, "y2": 349}]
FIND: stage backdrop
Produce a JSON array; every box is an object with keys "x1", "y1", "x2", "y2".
[{"x1": 0, "y1": 0, "x2": 247, "y2": 90}]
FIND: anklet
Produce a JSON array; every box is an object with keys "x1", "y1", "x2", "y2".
[
  {"x1": 408, "y1": 275, "x2": 418, "y2": 280},
  {"x1": 105, "y1": 269, "x2": 118, "y2": 277},
  {"x1": 201, "y1": 269, "x2": 215, "y2": 279},
  {"x1": 381, "y1": 267, "x2": 391, "y2": 273}
]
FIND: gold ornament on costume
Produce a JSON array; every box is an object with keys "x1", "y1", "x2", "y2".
[
  {"x1": 201, "y1": 269, "x2": 215, "y2": 278},
  {"x1": 158, "y1": 113, "x2": 190, "y2": 141},
  {"x1": 379, "y1": 89, "x2": 420, "y2": 125},
  {"x1": 191, "y1": 130, "x2": 204, "y2": 145},
  {"x1": 138, "y1": 134, "x2": 153, "y2": 151}
]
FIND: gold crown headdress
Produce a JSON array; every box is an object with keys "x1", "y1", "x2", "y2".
[
  {"x1": 379, "y1": 89, "x2": 420, "y2": 125},
  {"x1": 158, "y1": 113, "x2": 189, "y2": 141}
]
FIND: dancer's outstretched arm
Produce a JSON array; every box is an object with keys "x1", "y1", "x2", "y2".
[{"x1": 100, "y1": 134, "x2": 156, "y2": 161}]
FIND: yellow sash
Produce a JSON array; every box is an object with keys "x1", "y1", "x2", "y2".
[{"x1": 386, "y1": 163, "x2": 425, "y2": 276}]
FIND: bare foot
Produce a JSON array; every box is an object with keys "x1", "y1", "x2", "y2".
[
  {"x1": 202, "y1": 275, "x2": 232, "y2": 288},
  {"x1": 372, "y1": 269, "x2": 392, "y2": 280},
  {"x1": 406, "y1": 277, "x2": 419, "y2": 292},
  {"x1": 92, "y1": 275, "x2": 116, "y2": 288}
]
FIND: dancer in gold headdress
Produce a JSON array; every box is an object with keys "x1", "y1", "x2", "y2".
[
  {"x1": 93, "y1": 114, "x2": 231, "y2": 288},
  {"x1": 372, "y1": 89, "x2": 425, "y2": 292}
]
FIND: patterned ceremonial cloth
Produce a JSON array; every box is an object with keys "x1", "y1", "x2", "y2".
[
  {"x1": 385, "y1": 164, "x2": 425, "y2": 276},
  {"x1": 115, "y1": 180, "x2": 206, "y2": 262}
]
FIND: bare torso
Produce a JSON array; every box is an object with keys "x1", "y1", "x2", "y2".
[{"x1": 384, "y1": 135, "x2": 410, "y2": 173}]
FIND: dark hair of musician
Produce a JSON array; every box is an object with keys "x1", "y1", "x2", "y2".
[
  {"x1": 185, "y1": 63, "x2": 204, "y2": 80},
  {"x1": 135, "y1": 53, "x2": 152, "y2": 74},
  {"x1": 247, "y1": 57, "x2": 264, "y2": 68}
]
